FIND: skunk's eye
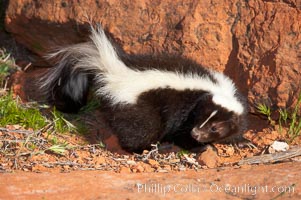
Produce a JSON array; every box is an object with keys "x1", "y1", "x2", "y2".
[{"x1": 210, "y1": 126, "x2": 218, "y2": 133}]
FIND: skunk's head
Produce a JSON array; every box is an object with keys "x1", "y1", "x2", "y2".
[{"x1": 190, "y1": 94, "x2": 246, "y2": 143}]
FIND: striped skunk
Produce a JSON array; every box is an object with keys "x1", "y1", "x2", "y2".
[{"x1": 40, "y1": 26, "x2": 247, "y2": 152}]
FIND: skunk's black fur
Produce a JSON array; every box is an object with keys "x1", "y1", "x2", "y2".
[{"x1": 40, "y1": 26, "x2": 247, "y2": 152}]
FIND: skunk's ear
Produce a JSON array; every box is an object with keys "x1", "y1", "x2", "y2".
[
  {"x1": 184, "y1": 92, "x2": 212, "y2": 115},
  {"x1": 162, "y1": 91, "x2": 211, "y2": 135},
  {"x1": 183, "y1": 92, "x2": 214, "y2": 123}
]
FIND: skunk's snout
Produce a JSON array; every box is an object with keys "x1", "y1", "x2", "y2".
[{"x1": 191, "y1": 120, "x2": 238, "y2": 143}]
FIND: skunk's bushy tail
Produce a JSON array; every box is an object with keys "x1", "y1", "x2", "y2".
[{"x1": 40, "y1": 26, "x2": 127, "y2": 112}]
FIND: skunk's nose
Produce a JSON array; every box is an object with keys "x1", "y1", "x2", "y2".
[{"x1": 191, "y1": 127, "x2": 199, "y2": 140}]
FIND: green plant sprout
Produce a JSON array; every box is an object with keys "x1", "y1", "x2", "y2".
[
  {"x1": 52, "y1": 107, "x2": 77, "y2": 133},
  {"x1": 287, "y1": 93, "x2": 301, "y2": 140},
  {"x1": 256, "y1": 103, "x2": 274, "y2": 125},
  {"x1": 46, "y1": 143, "x2": 70, "y2": 156},
  {"x1": 257, "y1": 92, "x2": 301, "y2": 142},
  {"x1": 278, "y1": 108, "x2": 288, "y2": 133}
]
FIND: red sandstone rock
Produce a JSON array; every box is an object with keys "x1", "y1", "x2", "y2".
[
  {"x1": 4, "y1": 0, "x2": 301, "y2": 111},
  {"x1": 197, "y1": 147, "x2": 219, "y2": 168},
  {"x1": 2, "y1": 163, "x2": 301, "y2": 199}
]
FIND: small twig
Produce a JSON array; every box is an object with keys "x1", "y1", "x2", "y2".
[
  {"x1": 142, "y1": 144, "x2": 159, "y2": 161},
  {"x1": 238, "y1": 146, "x2": 301, "y2": 165},
  {"x1": 12, "y1": 158, "x2": 18, "y2": 170},
  {"x1": 3, "y1": 77, "x2": 9, "y2": 91},
  {"x1": 36, "y1": 122, "x2": 55, "y2": 136},
  {"x1": 112, "y1": 158, "x2": 128, "y2": 162},
  {"x1": 2, "y1": 53, "x2": 11, "y2": 62},
  {"x1": 0, "y1": 127, "x2": 35, "y2": 135},
  {"x1": 41, "y1": 161, "x2": 88, "y2": 167},
  {"x1": 1, "y1": 139, "x2": 37, "y2": 143},
  {"x1": 15, "y1": 137, "x2": 30, "y2": 158},
  {"x1": 165, "y1": 153, "x2": 175, "y2": 160},
  {"x1": 183, "y1": 154, "x2": 199, "y2": 166}
]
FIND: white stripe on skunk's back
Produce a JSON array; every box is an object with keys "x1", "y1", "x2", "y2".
[
  {"x1": 97, "y1": 67, "x2": 244, "y2": 115},
  {"x1": 88, "y1": 26, "x2": 244, "y2": 115}
]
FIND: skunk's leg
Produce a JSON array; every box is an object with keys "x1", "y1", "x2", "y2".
[{"x1": 104, "y1": 105, "x2": 162, "y2": 152}]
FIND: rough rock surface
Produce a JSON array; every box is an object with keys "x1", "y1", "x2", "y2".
[
  {"x1": 1, "y1": 163, "x2": 301, "y2": 200},
  {"x1": 4, "y1": 0, "x2": 301, "y2": 111}
]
